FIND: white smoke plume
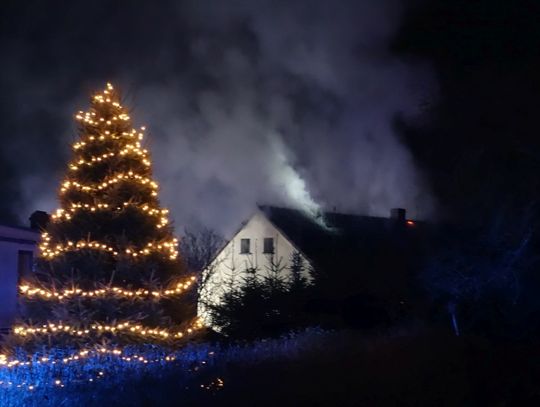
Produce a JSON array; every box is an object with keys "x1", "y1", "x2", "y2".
[
  {"x1": 2, "y1": 0, "x2": 436, "y2": 235},
  {"x1": 134, "y1": 0, "x2": 435, "y2": 233}
]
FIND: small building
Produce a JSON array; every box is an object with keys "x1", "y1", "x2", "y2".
[
  {"x1": 0, "y1": 223, "x2": 40, "y2": 329},
  {"x1": 198, "y1": 205, "x2": 427, "y2": 328}
]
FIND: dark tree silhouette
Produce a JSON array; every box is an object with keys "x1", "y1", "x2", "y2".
[
  {"x1": 205, "y1": 251, "x2": 312, "y2": 339},
  {"x1": 423, "y1": 220, "x2": 532, "y2": 337},
  {"x1": 180, "y1": 226, "x2": 224, "y2": 274}
]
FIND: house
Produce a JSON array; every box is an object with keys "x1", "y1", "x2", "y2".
[
  {"x1": 0, "y1": 219, "x2": 41, "y2": 329},
  {"x1": 198, "y1": 205, "x2": 429, "y2": 327}
]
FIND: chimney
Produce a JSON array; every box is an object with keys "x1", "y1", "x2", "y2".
[
  {"x1": 390, "y1": 208, "x2": 406, "y2": 222},
  {"x1": 29, "y1": 211, "x2": 50, "y2": 231}
]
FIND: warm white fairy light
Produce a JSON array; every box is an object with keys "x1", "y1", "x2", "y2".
[
  {"x1": 68, "y1": 143, "x2": 150, "y2": 171},
  {"x1": 60, "y1": 172, "x2": 158, "y2": 194},
  {"x1": 19, "y1": 276, "x2": 196, "y2": 301},
  {"x1": 13, "y1": 318, "x2": 204, "y2": 341},
  {"x1": 39, "y1": 233, "x2": 178, "y2": 260},
  {"x1": 0, "y1": 345, "x2": 213, "y2": 394},
  {"x1": 72, "y1": 128, "x2": 136, "y2": 150},
  {"x1": 0, "y1": 345, "x2": 194, "y2": 373},
  {"x1": 50, "y1": 203, "x2": 169, "y2": 228},
  {"x1": 0, "y1": 349, "x2": 182, "y2": 393},
  {"x1": 17, "y1": 84, "x2": 196, "y2": 375}
]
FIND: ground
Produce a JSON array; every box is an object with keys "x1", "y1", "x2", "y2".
[{"x1": 2, "y1": 327, "x2": 539, "y2": 406}]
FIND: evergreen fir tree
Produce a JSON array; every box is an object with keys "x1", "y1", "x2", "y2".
[{"x1": 13, "y1": 83, "x2": 200, "y2": 349}]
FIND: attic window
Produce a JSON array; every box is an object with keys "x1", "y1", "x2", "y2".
[
  {"x1": 240, "y1": 238, "x2": 251, "y2": 254},
  {"x1": 263, "y1": 238, "x2": 274, "y2": 254}
]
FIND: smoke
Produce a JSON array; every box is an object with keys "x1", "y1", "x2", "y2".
[
  {"x1": 136, "y1": 0, "x2": 435, "y2": 233},
  {"x1": 1, "y1": 0, "x2": 435, "y2": 235},
  {"x1": 269, "y1": 136, "x2": 321, "y2": 218}
]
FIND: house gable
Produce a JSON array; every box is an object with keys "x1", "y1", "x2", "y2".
[
  {"x1": 198, "y1": 210, "x2": 312, "y2": 325},
  {"x1": 198, "y1": 204, "x2": 428, "y2": 329}
]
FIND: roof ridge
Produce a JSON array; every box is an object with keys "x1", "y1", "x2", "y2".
[{"x1": 257, "y1": 203, "x2": 385, "y2": 220}]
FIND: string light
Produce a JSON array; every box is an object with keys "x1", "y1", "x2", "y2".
[
  {"x1": 39, "y1": 233, "x2": 178, "y2": 260},
  {"x1": 60, "y1": 172, "x2": 158, "y2": 194},
  {"x1": 50, "y1": 203, "x2": 169, "y2": 228},
  {"x1": 0, "y1": 344, "x2": 209, "y2": 393},
  {"x1": 13, "y1": 318, "x2": 204, "y2": 341},
  {"x1": 0, "y1": 347, "x2": 177, "y2": 371},
  {"x1": 19, "y1": 276, "x2": 196, "y2": 301},
  {"x1": 0, "y1": 351, "x2": 219, "y2": 395},
  {"x1": 22, "y1": 84, "x2": 193, "y2": 370},
  {"x1": 200, "y1": 377, "x2": 225, "y2": 391},
  {"x1": 72, "y1": 128, "x2": 137, "y2": 151},
  {"x1": 0, "y1": 349, "x2": 188, "y2": 392},
  {"x1": 68, "y1": 143, "x2": 150, "y2": 171}
]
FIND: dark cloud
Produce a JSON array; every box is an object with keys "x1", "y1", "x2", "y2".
[
  {"x1": 394, "y1": 0, "x2": 540, "y2": 226},
  {"x1": 0, "y1": 0, "x2": 435, "y2": 234}
]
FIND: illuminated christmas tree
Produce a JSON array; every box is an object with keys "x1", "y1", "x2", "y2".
[{"x1": 14, "y1": 83, "x2": 201, "y2": 349}]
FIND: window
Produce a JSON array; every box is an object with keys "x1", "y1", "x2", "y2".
[
  {"x1": 17, "y1": 250, "x2": 33, "y2": 283},
  {"x1": 263, "y1": 238, "x2": 274, "y2": 254},
  {"x1": 240, "y1": 238, "x2": 251, "y2": 254}
]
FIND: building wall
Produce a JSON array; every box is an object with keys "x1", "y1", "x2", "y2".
[
  {"x1": 0, "y1": 225, "x2": 39, "y2": 328},
  {"x1": 198, "y1": 211, "x2": 312, "y2": 326}
]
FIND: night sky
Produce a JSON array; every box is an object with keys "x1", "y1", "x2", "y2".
[{"x1": 1, "y1": 0, "x2": 539, "y2": 234}]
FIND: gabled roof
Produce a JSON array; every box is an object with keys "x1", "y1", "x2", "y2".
[
  {"x1": 258, "y1": 205, "x2": 425, "y2": 273},
  {"x1": 0, "y1": 223, "x2": 40, "y2": 244},
  {"x1": 204, "y1": 204, "x2": 429, "y2": 299}
]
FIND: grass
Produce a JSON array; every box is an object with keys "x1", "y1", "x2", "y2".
[
  {"x1": 2, "y1": 327, "x2": 540, "y2": 406},
  {"x1": 0, "y1": 328, "x2": 329, "y2": 406}
]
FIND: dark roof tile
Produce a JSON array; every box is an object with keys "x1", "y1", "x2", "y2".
[{"x1": 259, "y1": 205, "x2": 424, "y2": 272}]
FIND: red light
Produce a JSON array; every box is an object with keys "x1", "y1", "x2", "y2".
[{"x1": 406, "y1": 220, "x2": 415, "y2": 226}]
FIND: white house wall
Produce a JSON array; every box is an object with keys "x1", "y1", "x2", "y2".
[
  {"x1": 0, "y1": 225, "x2": 39, "y2": 329},
  {"x1": 198, "y1": 211, "x2": 312, "y2": 326}
]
